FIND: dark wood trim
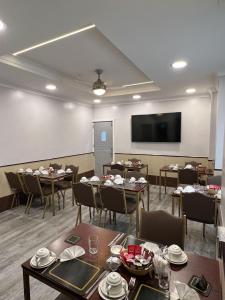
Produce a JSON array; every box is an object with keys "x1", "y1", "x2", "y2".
[
  {"x1": 0, "y1": 152, "x2": 94, "y2": 168},
  {"x1": 0, "y1": 194, "x2": 13, "y2": 212},
  {"x1": 149, "y1": 175, "x2": 177, "y2": 187},
  {"x1": 115, "y1": 152, "x2": 208, "y2": 159}
]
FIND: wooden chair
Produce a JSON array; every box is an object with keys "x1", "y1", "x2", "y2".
[
  {"x1": 139, "y1": 209, "x2": 186, "y2": 249},
  {"x1": 207, "y1": 175, "x2": 222, "y2": 186},
  {"x1": 178, "y1": 168, "x2": 198, "y2": 185},
  {"x1": 107, "y1": 169, "x2": 124, "y2": 177},
  {"x1": 5, "y1": 172, "x2": 25, "y2": 208},
  {"x1": 111, "y1": 164, "x2": 125, "y2": 171},
  {"x1": 99, "y1": 186, "x2": 137, "y2": 233},
  {"x1": 73, "y1": 182, "x2": 102, "y2": 226},
  {"x1": 181, "y1": 192, "x2": 216, "y2": 237},
  {"x1": 49, "y1": 163, "x2": 62, "y2": 170}
]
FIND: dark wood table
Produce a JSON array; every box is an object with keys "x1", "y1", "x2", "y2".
[
  {"x1": 22, "y1": 223, "x2": 221, "y2": 300},
  {"x1": 103, "y1": 163, "x2": 149, "y2": 177}
]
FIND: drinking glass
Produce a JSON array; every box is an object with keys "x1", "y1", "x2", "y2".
[
  {"x1": 88, "y1": 235, "x2": 99, "y2": 255},
  {"x1": 158, "y1": 264, "x2": 171, "y2": 298}
]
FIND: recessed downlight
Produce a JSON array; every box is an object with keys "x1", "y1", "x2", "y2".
[
  {"x1": 0, "y1": 20, "x2": 6, "y2": 31},
  {"x1": 171, "y1": 60, "x2": 187, "y2": 70},
  {"x1": 46, "y1": 84, "x2": 56, "y2": 91},
  {"x1": 93, "y1": 99, "x2": 101, "y2": 103},
  {"x1": 132, "y1": 95, "x2": 141, "y2": 100},
  {"x1": 186, "y1": 88, "x2": 196, "y2": 94}
]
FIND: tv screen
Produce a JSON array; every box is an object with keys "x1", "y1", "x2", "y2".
[{"x1": 131, "y1": 112, "x2": 181, "y2": 142}]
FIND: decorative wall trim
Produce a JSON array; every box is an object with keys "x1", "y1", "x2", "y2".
[
  {"x1": 0, "y1": 152, "x2": 94, "y2": 168},
  {"x1": 116, "y1": 152, "x2": 208, "y2": 159}
]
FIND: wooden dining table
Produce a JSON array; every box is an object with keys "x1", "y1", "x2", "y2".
[
  {"x1": 22, "y1": 223, "x2": 222, "y2": 300},
  {"x1": 102, "y1": 163, "x2": 149, "y2": 176}
]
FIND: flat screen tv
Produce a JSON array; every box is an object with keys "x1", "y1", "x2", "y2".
[{"x1": 131, "y1": 112, "x2": 181, "y2": 142}]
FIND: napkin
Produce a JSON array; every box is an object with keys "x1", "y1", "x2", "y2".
[
  {"x1": 39, "y1": 166, "x2": 45, "y2": 171},
  {"x1": 116, "y1": 161, "x2": 122, "y2": 165},
  {"x1": 183, "y1": 185, "x2": 195, "y2": 193},
  {"x1": 129, "y1": 177, "x2": 136, "y2": 183},
  {"x1": 173, "y1": 281, "x2": 200, "y2": 300},
  {"x1": 33, "y1": 170, "x2": 41, "y2": 176},
  {"x1": 138, "y1": 177, "x2": 147, "y2": 183},
  {"x1": 18, "y1": 168, "x2": 24, "y2": 173},
  {"x1": 109, "y1": 175, "x2": 115, "y2": 180},
  {"x1": 114, "y1": 178, "x2": 124, "y2": 185},
  {"x1": 104, "y1": 179, "x2": 113, "y2": 186},
  {"x1": 111, "y1": 161, "x2": 115, "y2": 165},
  {"x1": 57, "y1": 169, "x2": 65, "y2": 174},
  {"x1": 25, "y1": 168, "x2": 33, "y2": 173},
  {"x1": 90, "y1": 176, "x2": 100, "y2": 182},
  {"x1": 141, "y1": 241, "x2": 159, "y2": 253},
  {"x1": 153, "y1": 254, "x2": 168, "y2": 275},
  {"x1": 184, "y1": 164, "x2": 193, "y2": 169},
  {"x1": 66, "y1": 168, "x2": 72, "y2": 173},
  {"x1": 80, "y1": 176, "x2": 88, "y2": 183},
  {"x1": 41, "y1": 170, "x2": 49, "y2": 175},
  {"x1": 59, "y1": 246, "x2": 85, "y2": 262},
  {"x1": 115, "y1": 175, "x2": 122, "y2": 179}
]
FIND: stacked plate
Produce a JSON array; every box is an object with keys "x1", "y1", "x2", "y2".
[
  {"x1": 98, "y1": 277, "x2": 128, "y2": 300},
  {"x1": 30, "y1": 251, "x2": 57, "y2": 269}
]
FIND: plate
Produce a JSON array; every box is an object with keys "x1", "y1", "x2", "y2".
[
  {"x1": 30, "y1": 252, "x2": 57, "y2": 269},
  {"x1": 99, "y1": 277, "x2": 128, "y2": 299},
  {"x1": 164, "y1": 252, "x2": 188, "y2": 265}
]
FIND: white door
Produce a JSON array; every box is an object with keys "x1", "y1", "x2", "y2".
[{"x1": 94, "y1": 121, "x2": 113, "y2": 175}]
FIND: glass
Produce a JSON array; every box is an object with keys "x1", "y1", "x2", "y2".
[
  {"x1": 106, "y1": 256, "x2": 121, "y2": 271},
  {"x1": 88, "y1": 235, "x2": 99, "y2": 255},
  {"x1": 158, "y1": 264, "x2": 171, "y2": 298}
]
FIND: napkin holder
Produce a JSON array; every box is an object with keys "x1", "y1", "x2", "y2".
[{"x1": 188, "y1": 275, "x2": 211, "y2": 297}]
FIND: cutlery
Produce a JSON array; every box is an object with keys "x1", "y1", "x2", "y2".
[
  {"x1": 125, "y1": 276, "x2": 136, "y2": 300},
  {"x1": 107, "y1": 233, "x2": 122, "y2": 247},
  {"x1": 85, "y1": 270, "x2": 109, "y2": 299}
]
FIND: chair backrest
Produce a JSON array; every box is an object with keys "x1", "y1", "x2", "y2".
[
  {"x1": 5, "y1": 172, "x2": 23, "y2": 193},
  {"x1": 49, "y1": 163, "x2": 62, "y2": 170},
  {"x1": 139, "y1": 209, "x2": 185, "y2": 249},
  {"x1": 100, "y1": 186, "x2": 127, "y2": 214},
  {"x1": 111, "y1": 164, "x2": 125, "y2": 171},
  {"x1": 185, "y1": 161, "x2": 200, "y2": 168},
  {"x1": 107, "y1": 169, "x2": 124, "y2": 177},
  {"x1": 73, "y1": 182, "x2": 96, "y2": 208},
  {"x1": 207, "y1": 175, "x2": 222, "y2": 186},
  {"x1": 23, "y1": 174, "x2": 42, "y2": 196},
  {"x1": 182, "y1": 192, "x2": 215, "y2": 224},
  {"x1": 65, "y1": 165, "x2": 79, "y2": 182},
  {"x1": 126, "y1": 171, "x2": 146, "y2": 180},
  {"x1": 178, "y1": 169, "x2": 198, "y2": 185}
]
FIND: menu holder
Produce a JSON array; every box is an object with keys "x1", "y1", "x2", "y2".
[
  {"x1": 188, "y1": 275, "x2": 212, "y2": 297},
  {"x1": 133, "y1": 284, "x2": 168, "y2": 300},
  {"x1": 43, "y1": 258, "x2": 101, "y2": 295},
  {"x1": 121, "y1": 235, "x2": 146, "y2": 248}
]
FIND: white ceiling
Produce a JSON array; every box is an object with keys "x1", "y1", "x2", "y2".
[{"x1": 0, "y1": 0, "x2": 225, "y2": 104}]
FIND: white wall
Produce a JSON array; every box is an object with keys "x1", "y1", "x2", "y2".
[
  {"x1": 94, "y1": 97, "x2": 211, "y2": 157},
  {"x1": 0, "y1": 85, "x2": 93, "y2": 166}
]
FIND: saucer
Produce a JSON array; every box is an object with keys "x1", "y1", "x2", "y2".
[
  {"x1": 164, "y1": 252, "x2": 188, "y2": 265},
  {"x1": 30, "y1": 252, "x2": 57, "y2": 269},
  {"x1": 99, "y1": 277, "x2": 128, "y2": 299}
]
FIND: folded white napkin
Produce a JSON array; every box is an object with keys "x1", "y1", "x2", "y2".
[
  {"x1": 183, "y1": 185, "x2": 195, "y2": 193},
  {"x1": 141, "y1": 241, "x2": 159, "y2": 253},
  {"x1": 66, "y1": 168, "x2": 72, "y2": 173},
  {"x1": 104, "y1": 179, "x2": 113, "y2": 186},
  {"x1": 90, "y1": 176, "x2": 100, "y2": 182},
  {"x1": 111, "y1": 161, "x2": 115, "y2": 165},
  {"x1": 18, "y1": 168, "x2": 24, "y2": 173},
  {"x1": 138, "y1": 177, "x2": 147, "y2": 183},
  {"x1": 80, "y1": 176, "x2": 88, "y2": 183},
  {"x1": 33, "y1": 170, "x2": 41, "y2": 176},
  {"x1": 109, "y1": 175, "x2": 115, "y2": 180},
  {"x1": 39, "y1": 166, "x2": 45, "y2": 171},
  {"x1": 173, "y1": 281, "x2": 200, "y2": 300},
  {"x1": 41, "y1": 170, "x2": 49, "y2": 175},
  {"x1": 25, "y1": 168, "x2": 33, "y2": 173},
  {"x1": 115, "y1": 175, "x2": 122, "y2": 179},
  {"x1": 184, "y1": 164, "x2": 193, "y2": 169},
  {"x1": 129, "y1": 177, "x2": 136, "y2": 183},
  {"x1": 57, "y1": 169, "x2": 65, "y2": 174},
  {"x1": 114, "y1": 178, "x2": 124, "y2": 185},
  {"x1": 59, "y1": 246, "x2": 85, "y2": 262},
  {"x1": 116, "y1": 161, "x2": 122, "y2": 165}
]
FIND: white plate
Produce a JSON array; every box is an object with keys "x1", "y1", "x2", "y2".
[
  {"x1": 30, "y1": 252, "x2": 57, "y2": 269},
  {"x1": 164, "y1": 252, "x2": 188, "y2": 265},
  {"x1": 98, "y1": 277, "x2": 128, "y2": 299}
]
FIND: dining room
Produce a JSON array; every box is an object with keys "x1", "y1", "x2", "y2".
[{"x1": 0, "y1": 1, "x2": 225, "y2": 300}]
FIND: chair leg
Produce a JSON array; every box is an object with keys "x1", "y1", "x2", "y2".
[
  {"x1": 128, "y1": 214, "x2": 132, "y2": 234},
  {"x1": 62, "y1": 190, "x2": 66, "y2": 209},
  {"x1": 113, "y1": 212, "x2": 117, "y2": 225},
  {"x1": 42, "y1": 196, "x2": 49, "y2": 219},
  {"x1": 27, "y1": 195, "x2": 34, "y2": 214},
  {"x1": 98, "y1": 210, "x2": 102, "y2": 226},
  {"x1": 25, "y1": 194, "x2": 31, "y2": 214},
  {"x1": 75, "y1": 206, "x2": 81, "y2": 227},
  {"x1": 89, "y1": 207, "x2": 92, "y2": 221},
  {"x1": 203, "y1": 223, "x2": 206, "y2": 238},
  {"x1": 11, "y1": 193, "x2": 16, "y2": 209},
  {"x1": 186, "y1": 218, "x2": 187, "y2": 235},
  {"x1": 109, "y1": 211, "x2": 112, "y2": 224},
  {"x1": 103, "y1": 210, "x2": 107, "y2": 228}
]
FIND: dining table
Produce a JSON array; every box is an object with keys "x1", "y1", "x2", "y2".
[
  {"x1": 87, "y1": 177, "x2": 149, "y2": 235},
  {"x1": 102, "y1": 163, "x2": 149, "y2": 177},
  {"x1": 22, "y1": 223, "x2": 222, "y2": 300}
]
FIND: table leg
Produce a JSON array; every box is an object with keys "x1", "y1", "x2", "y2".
[
  {"x1": 164, "y1": 171, "x2": 167, "y2": 194},
  {"x1": 159, "y1": 171, "x2": 162, "y2": 200},
  {"x1": 23, "y1": 269, "x2": 30, "y2": 300},
  {"x1": 136, "y1": 192, "x2": 140, "y2": 237},
  {"x1": 147, "y1": 183, "x2": 150, "y2": 211},
  {"x1": 51, "y1": 180, "x2": 55, "y2": 216},
  {"x1": 172, "y1": 196, "x2": 174, "y2": 215}
]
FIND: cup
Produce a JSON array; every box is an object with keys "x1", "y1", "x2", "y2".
[
  {"x1": 167, "y1": 245, "x2": 182, "y2": 262},
  {"x1": 35, "y1": 248, "x2": 50, "y2": 266},
  {"x1": 158, "y1": 263, "x2": 171, "y2": 297},
  {"x1": 88, "y1": 235, "x2": 99, "y2": 255},
  {"x1": 106, "y1": 272, "x2": 124, "y2": 296},
  {"x1": 107, "y1": 256, "x2": 121, "y2": 271}
]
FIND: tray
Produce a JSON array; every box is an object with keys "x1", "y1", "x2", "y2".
[{"x1": 133, "y1": 284, "x2": 168, "y2": 300}]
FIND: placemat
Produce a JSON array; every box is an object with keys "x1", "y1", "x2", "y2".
[
  {"x1": 43, "y1": 258, "x2": 100, "y2": 295},
  {"x1": 133, "y1": 284, "x2": 168, "y2": 300}
]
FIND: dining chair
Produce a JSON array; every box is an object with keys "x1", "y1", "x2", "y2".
[
  {"x1": 207, "y1": 175, "x2": 222, "y2": 186},
  {"x1": 139, "y1": 209, "x2": 186, "y2": 249},
  {"x1": 5, "y1": 172, "x2": 25, "y2": 208},
  {"x1": 111, "y1": 163, "x2": 125, "y2": 171},
  {"x1": 185, "y1": 161, "x2": 201, "y2": 168},
  {"x1": 181, "y1": 192, "x2": 216, "y2": 237},
  {"x1": 126, "y1": 171, "x2": 148, "y2": 209},
  {"x1": 73, "y1": 182, "x2": 102, "y2": 226},
  {"x1": 99, "y1": 186, "x2": 137, "y2": 233},
  {"x1": 49, "y1": 163, "x2": 62, "y2": 170},
  {"x1": 178, "y1": 169, "x2": 198, "y2": 185},
  {"x1": 56, "y1": 165, "x2": 79, "y2": 207},
  {"x1": 128, "y1": 158, "x2": 140, "y2": 163},
  {"x1": 23, "y1": 174, "x2": 58, "y2": 218}
]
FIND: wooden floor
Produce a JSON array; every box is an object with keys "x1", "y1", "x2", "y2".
[{"x1": 0, "y1": 185, "x2": 216, "y2": 300}]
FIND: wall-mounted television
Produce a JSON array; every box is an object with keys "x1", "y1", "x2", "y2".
[{"x1": 131, "y1": 112, "x2": 181, "y2": 142}]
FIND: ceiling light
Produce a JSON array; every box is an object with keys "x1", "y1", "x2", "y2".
[
  {"x1": 132, "y1": 95, "x2": 141, "y2": 100},
  {"x1": 186, "y1": 88, "x2": 196, "y2": 94},
  {"x1": 122, "y1": 81, "x2": 154, "y2": 88},
  {"x1": 93, "y1": 99, "x2": 101, "y2": 103},
  {"x1": 46, "y1": 84, "x2": 56, "y2": 91},
  {"x1": 93, "y1": 69, "x2": 106, "y2": 96},
  {"x1": 171, "y1": 60, "x2": 187, "y2": 70},
  {"x1": 0, "y1": 20, "x2": 6, "y2": 31},
  {"x1": 13, "y1": 24, "x2": 96, "y2": 56}
]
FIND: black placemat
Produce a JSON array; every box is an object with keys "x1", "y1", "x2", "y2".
[
  {"x1": 133, "y1": 284, "x2": 168, "y2": 300},
  {"x1": 43, "y1": 258, "x2": 100, "y2": 295}
]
